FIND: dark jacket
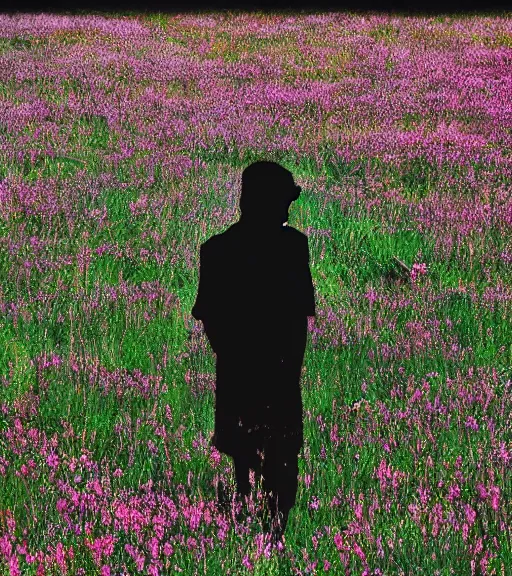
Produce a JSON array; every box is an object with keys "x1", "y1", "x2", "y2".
[{"x1": 192, "y1": 221, "x2": 316, "y2": 458}]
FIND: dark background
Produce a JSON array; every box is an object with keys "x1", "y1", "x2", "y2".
[{"x1": 3, "y1": 0, "x2": 511, "y2": 16}]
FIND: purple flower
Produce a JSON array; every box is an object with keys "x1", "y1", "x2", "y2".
[{"x1": 465, "y1": 416, "x2": 479, "y2": 431}]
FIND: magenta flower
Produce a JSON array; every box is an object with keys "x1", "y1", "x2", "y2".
[
  {"x1": 352, "y1": 541, "x2": 367, "y2": 564},
  {"x1": 410, "y1": 262, "x2": 428, "y2": 283},
  {"x1": 47, "y1": 452, "x2": 59, "y2": 469},
  {"x1": 465, "y1": 416, "x2": 479, "y2": 431},
  {"x1": 488, "y1": 485, "x2": 500, "y2": 511},
  {"x1": 334, "y1": 532, "x2": 346, "y2": 551}
]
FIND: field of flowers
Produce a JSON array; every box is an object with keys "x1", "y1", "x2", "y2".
[{"x1": 0, "y1": 8, "x2": 511, "y2": 575}]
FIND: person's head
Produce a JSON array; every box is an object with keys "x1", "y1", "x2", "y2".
[{"x1": 239, "y1": 161, "x2": 301, "y2": 227}]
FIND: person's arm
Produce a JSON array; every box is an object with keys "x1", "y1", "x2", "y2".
[
  {"x1": 302, "y1": 235, "x2": 316, "y2": 318},
  {"x1": 192, "y1": 242, "x2": 225, "y2": 355},
  {"x1": 191, "y1": 243, "x2": 209, "y2": 322}
]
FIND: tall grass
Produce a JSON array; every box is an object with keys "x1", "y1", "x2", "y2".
[{"x1": 0, "y1": 8, "x2": 511, "y2": 575}]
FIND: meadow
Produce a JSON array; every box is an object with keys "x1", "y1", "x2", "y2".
[{"x1": 0, "y1": 8, "x2": 511, "y2": 575}]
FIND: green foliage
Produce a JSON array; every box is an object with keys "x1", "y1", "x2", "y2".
[
  {"x1": 0, "y1": 325, "x2": 35, "y2": 405},
  {"x1": 142, "y1": 11, "x2": 170, "y2": 31},
  {"x1": 368, "y1": 24, "x2": 401, "y2": 42},
  {"x1": 0, "y1": 14, "x2": 511, "y2": 573},
  {"x1": 0, "y1": 36, "x2": 32, "y2": 52}
]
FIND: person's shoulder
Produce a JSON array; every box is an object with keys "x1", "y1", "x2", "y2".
[
  {"x1": 200, "y1": 236, "x2": 216, "y2": 257},
  {"x1": 202, "y1": 226, "x2": 235, "y2": 252},
  {"x1": 284, "y1": 226, "x2": 309, "y2": 243}
]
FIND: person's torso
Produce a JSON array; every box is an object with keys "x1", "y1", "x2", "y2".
[{"x1": 210, "y1": 223, "x2": 305, "y2": 322}]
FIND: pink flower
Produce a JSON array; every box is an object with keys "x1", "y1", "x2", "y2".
[
  {"x1": 56, "y1": 542, "x2": 67, "y2": 574},
  {"x1": 464, "y1": 504, "x2": 477, "y2": 526},
  {"x1": 465, "y1": 416, "x2": 479, "y2": 431},
  {"x1": 352, "y1": 541, "x2": 367, "y2": 564},
  {"x1": 462, "y1": 523, "x2": 470, "y2": 541},
  {"x1": 187, "y1": 537, "x2": 197, "y2": 551},
  {"x1": 9, "y1": 554, "x2": 21, "y2": 576},
  {"x1": 411, "y1": 262, "x2": 428, "y2": 283},
  {"x1": 488, "y1": 485, "x2": 500, "y2": 511},
  {"x1": 476, "y1": 483, "x2": 488, "y2": 500},
  {"x1": 148, "y1": 537, "x2": 159, "y2": 560},
  {"x1": 365, "y1": 288, "x2": 378, "y2": 304},
  {"x1": 47, "y1": 452, "x2": 59, "y2": 469},
  {"x1": 498, "y1": 442, "x2": 510, "y2": 462},
  {"x1": 447, "y1": 483, "x2": 460, "y2": 502},
  {"x1": 376, "y1": 535, "x2": 385, "y2": 558},
  {"x1": 209, "y1": 447, "x2": 221, "y2": 468},
  {"x1": 334, "y1": 533, "x2": 345, "y2": 551}
]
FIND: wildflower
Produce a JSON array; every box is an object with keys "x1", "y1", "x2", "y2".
[
  {"x1": 47, "y1": 453, "x2": 59, "y2": 469},
  {"x1": 465, "y1": 416, "x2": 479, "y2": 431},
  {"x1": 410, "y1": 262, "x2": 428, "y2": 283}
]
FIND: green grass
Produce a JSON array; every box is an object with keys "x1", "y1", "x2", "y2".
[{"x1": 0, "y1": 11, "x2": 511, "y2": 575}]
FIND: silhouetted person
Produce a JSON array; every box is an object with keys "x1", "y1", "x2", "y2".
[{"x1": 191, "y1": 160, "x2": 316, "y2": 544}]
